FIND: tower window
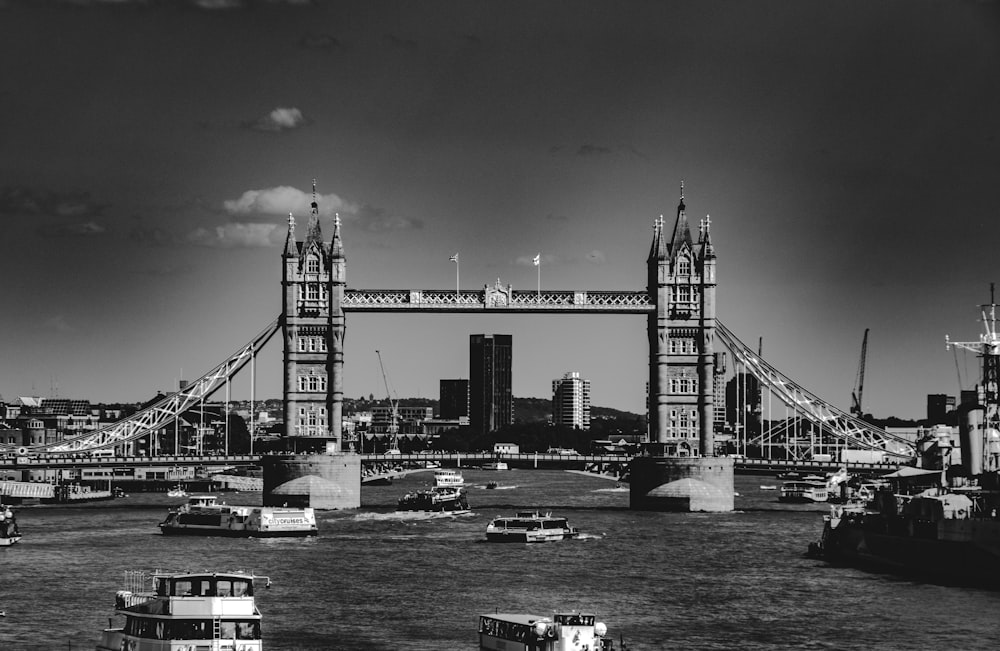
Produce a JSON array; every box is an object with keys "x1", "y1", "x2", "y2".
[
  {"x1": 677, "y1": 256, "x2": 690, "y2": 276},
  {"x1": 306, "y1": 257, "x2": 319, "y2": 274}
]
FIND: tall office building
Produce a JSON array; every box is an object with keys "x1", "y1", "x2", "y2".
[
  {"x1": 552, "y1": 372, "x2": 591, "y2": 430},
  {"x1": 439, "y1": 379, "x2": 469, "y2": 419},
  {"x1": 469, "y1": 334, "x2": 513, "y2": 434}
]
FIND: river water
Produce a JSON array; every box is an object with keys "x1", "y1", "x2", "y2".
[{"x1": 2, "y1": 470, "x2": 999, "y2": 650}]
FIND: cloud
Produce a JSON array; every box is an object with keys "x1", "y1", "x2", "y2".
[
  {"x1": 353, "y1": 204, "x2": 423, "y2": 232},
  {"x1": 43, "y1": 314, "x2": 75, "y2": 333},
  {"x1": 245, "y1": 107, "x2": 308, "y2": 132},
  {"x1": 384, "y1": 34, "x2": 418, "y2": 51},
  {"x1": 187, "y1": 222, "x2": 281, "y2": 248},
  {"x1": 36, "y1": 220, "x2": 108, "y2": 238},
  {"x1": 299, "y1": 34, "x2": 342, "y2": 50},
  {"x1": 576, "y1": 144, "x2": 612, "y2": 156},
  {"x1": 0, "y1": 186, "x2": 106, "y2": 219},
  {"x1": 223, "y1": 185, "x2": 356, "y2": 218}
]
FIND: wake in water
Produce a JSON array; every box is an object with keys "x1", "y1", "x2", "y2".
[
  {"x1": 349, "y1": 510, "x2": 477, "y2": 522},
  {"x1": 476, "y1": 484, "x2": 518, "y2": 490},
  {"x1": 593, "y1": 487, "x2": 629, "y2": 493}
]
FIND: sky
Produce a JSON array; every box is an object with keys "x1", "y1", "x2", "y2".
[{"x1": 1, "y1": 0, "x2": 999, "y2": 420}]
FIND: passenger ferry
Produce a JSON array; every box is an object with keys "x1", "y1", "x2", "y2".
[
  {"x1": 434, "y1": 469, "x2": 465, "y2": 487},
  {"x1": 478, "y1": 611, "x2": 617, "y2": 650},
  {"x1": 159, "y1": 495, "x2": 318, "y2": 537},
  {"x1": 96, "y1": 569, "x2": 268, "y2": 651},
  {"x1": 779, "y1": 480, "x2": 829, "y2": 503},
  {"x1": 397, "y1": 486, "x2": 470, "y2": 513},
  {"x1": 0, "y1": 504, "x2": 21, "y2": 546},
  {"x1": 485, "y1": 510, "x2": 580, "y2": 543}
]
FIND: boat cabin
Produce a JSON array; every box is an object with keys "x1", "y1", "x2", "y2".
[{"x1": 154, "y1": 572, "x2": 256, "y2": 598}]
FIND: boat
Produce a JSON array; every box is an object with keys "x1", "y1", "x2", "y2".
[
  {"x1": 166, "y1": 485, "x2": 187, "y2": 498},
  {"x1": 95, "y1": 569, "x2": 269, "y2": 651},
  {"x1": 396, "y1": 486, "x2": 470, "y2": 513},
  {"x1": 0, "y1": 504, "x2": 21, "y2": 547},
  {"x1": 485, "y1": 481, "x2": 499, "y2": 490},
  {"x1": 808, "y1": 294, "x2": 1000, "y2": 586},
  {"x1": 158, "y1": 494, "x2": 318, "y2": 537},
  {"x1": 484, "y1": 461, "x2": 509, "y2": 471},
  {"x1": 434, "y1": 469, "x2": 465, "y2": 487},
  {"x1": 779, "y1": 480, "x2": 829, "y2": 503},
  {"x1": 478, "y1": 611, "x2": 618, "y2": 650},
  {"x1": 759, "y1": 485, "x2": 778, "y2": 491},
  {"x1": 485, "y1": 510, "x2": 580, "y2": 543}
]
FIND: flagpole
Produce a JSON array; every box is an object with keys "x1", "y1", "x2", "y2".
[{"x1": 451, "y1": 253, "x2": 459, "y2": 297}]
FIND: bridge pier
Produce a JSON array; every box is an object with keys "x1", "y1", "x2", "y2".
[
  {"x1": 629, "y1": 455, "x2": 734, "y2": 512},
  {"x1": 262, "y1": 453, "x2": 361, "y2": 510}
]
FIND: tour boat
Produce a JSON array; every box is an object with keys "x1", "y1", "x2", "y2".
[
  {"x1": 0, "y1": 504, "x2": 21, "y2": 547},
  {"x1": 484, "y1": 461, "x2": 509, "y2": 471},
  {"x1": 778, "y1": 480, "x2": 829, "y2": 503},
  {"x1": 485, "y1": 510, "x2": 580, "y2": 543},
  {"x1": 159, "y1": 495, "x2": 318, "y2": 537},
  {"x1": 396, "y1": 486, "x2": 470, "y2": 513},
  {"x1": 95, "y1": 569, "x2": 268, "y2": 651},
  {"x1": 434, "y1": 469, "x2": 465, "y2": 487},
  {"x1": 478, "y1": 611, "x2": 618, "y2": 650}
]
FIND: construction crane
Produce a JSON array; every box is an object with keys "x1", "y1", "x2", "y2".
[
  {"x1": 850, "y1": 328, "x2": 869, "y2": 417},
  {"x1": 375, "y1": 349, "x2": 400, "y2": 452}
]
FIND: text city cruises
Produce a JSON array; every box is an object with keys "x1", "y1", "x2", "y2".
[
  {"x1": 434, "y1": 469, "x2": 465, "y2": 487},
  {"x1": 485, "y1": 510, "x2": 580, "y2": 543},
  {"x1": 478, "y1": 611, "x2": 618, "y2": 651},
  {"x1": 96, "y1": 570, "x2": 268, "y2": 651},
  {"x1": 159, "y1": 495, "x2": 317, "y2": 537}
]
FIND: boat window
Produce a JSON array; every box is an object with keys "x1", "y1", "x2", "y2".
[
  {"x1": 216, "y1": 580, "x2": 232, "y2": 597},
  {"x1": 236, "y1": 621, "x2": 260, "y2": 639},
  {"x1": 172, "y1": 580, "x2": 194, "y2": 596},
  {"x1": 232, "y1": 579, "x2": 252, "y2": 597},
  {"x1": 220, "y1": 621, "x2": 236, "y2": 638}
]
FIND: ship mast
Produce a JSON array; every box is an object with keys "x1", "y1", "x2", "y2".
[{"x1": 945, "y1": 283, "x2": 1000, "y2": 472}]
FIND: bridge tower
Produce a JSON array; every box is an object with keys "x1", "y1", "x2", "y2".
[
  {"x1": 646, "y1": 183, "x2": 717, "y2": 456},
  {"x1": 280, "y1": 182, "x2": 343, "y2": 453},
  {"x1": 634, "y1": 183, "x2": 732, "y2": 511}
]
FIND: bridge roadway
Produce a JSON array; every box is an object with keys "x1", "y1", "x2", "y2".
[{"x1": 0, "y1": 451, "x2": 901, "y2": 477}]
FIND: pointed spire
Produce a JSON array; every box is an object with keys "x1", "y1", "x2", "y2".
[
  {"x1": 331, "y1": 211, "x2": 344, "y2": 259},
  {"x1": 303, "y1": 179, "x2": 324, "y2": 251},
  {"x1": 648, "y1": 214, "x2": 668, "y2": 262},
  {"x1": 668, "y1": 181, "x2": 693, "y2": 255},
  {"x1": 701, "y1": 213, "x2": 715, "y2": 259},
  {"x1": 283, "y1": 211, "x2": 298, "y2": 257}
]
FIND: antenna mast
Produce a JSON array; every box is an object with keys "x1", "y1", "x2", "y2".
[
  {"x1": 375, "y1": 350, "x2": 399, "y2": 451},
  {"x1": 851, "y1": 329, "x2": 869, "y2": 417}
]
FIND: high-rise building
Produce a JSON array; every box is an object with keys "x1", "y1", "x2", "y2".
[
  {"x1": 552, "y1": 372, "x2": 591, "y2": 430},
  {"x1": 439, "y1": 379, "x2": 469, "y2": 419},
  {"x1": 469, "y1": 334, "x2": 513, "y2": 434}
]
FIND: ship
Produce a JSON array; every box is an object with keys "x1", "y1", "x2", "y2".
[
  {"x1": 485, "y1": 510, "x2": 580, "y2": 543},
  {"x1": 808, "y1": 294, "x2": 1000, "y2": 586},
  {"x1": 396, "y1": 485, "x2": 470, "y2": 513},
  {"x1": 478, "y1": 611, "x2": 619, "y2": 650},
  {"x1": 95, "y1": 569, "x2": 269, "y2": 651},
  {"x1": 0, "y1": 504, "x2": 21, "y2": 547},
  {"x1": 159, "y1": 494, "x2": 318, "y2": 537}
]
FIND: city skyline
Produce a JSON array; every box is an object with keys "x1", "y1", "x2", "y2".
[{"x1": 2, "y1": 1, "x2": 999, "y2": 420}]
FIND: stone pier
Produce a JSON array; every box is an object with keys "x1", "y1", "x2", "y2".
[
  {"x1": 629, "y1": 455, "x2": 734, "y2": 512},
  {"x1": 262, "y1": 453, "x2": 361, "y2": 510}
]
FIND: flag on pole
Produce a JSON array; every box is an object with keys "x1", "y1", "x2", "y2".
[
  {"x1": 532, "y1": 253, "x2": 540, "y2": 266},
  {"x1": 450, "y1": 253, "x2": 459, "y2": 262}
]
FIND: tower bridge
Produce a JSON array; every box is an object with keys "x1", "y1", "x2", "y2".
[{"x1": 1, "y1": 183, "x2": 915, "y2": 512}]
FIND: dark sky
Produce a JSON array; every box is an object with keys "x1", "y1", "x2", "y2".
[{"x1": 2, "y1": 0, "x2": 999, "y2": 418}]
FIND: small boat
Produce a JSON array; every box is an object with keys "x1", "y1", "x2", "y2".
[
  {"x1": 166, "y1": 485, "x2": 187, "y2": 498},
  {"x1": 397, "y1": 486, "x2": 470, "y2": 513},
  {"x1": 484, "y1": 461, "x2": 509, "y2": 471},
  {"x1": 159, "y1": 494, "x2": 318, "y2": 537},
  {"x1": 485, "y1": 481, "x2": 499, "y2": 490},
  {"x1": 95, "y1": 569, "x2": 269, "y2": 651},
  {"x1": 479, "y1": 611, "x2": 618, "y2": 650},
  {"x1": 0, "y1": 505, "x2": 21, "y2": 547},
  {"x1": 434, "y1": 469, "x2": 465, "y2": 487},
  {"x1": 779, "y1": 480, "x2": 829, "y2": 503},
  {"x1": 485, "y1": 510, "x2": 580, "y2": 543},
  {"x1": 759, "y1": 485, "x2": 778, "y2": 491}
]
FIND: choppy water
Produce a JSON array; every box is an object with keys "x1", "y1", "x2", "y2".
[{"x1": 2, "y1": 470, "x2": 1000, "y2": 650}]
